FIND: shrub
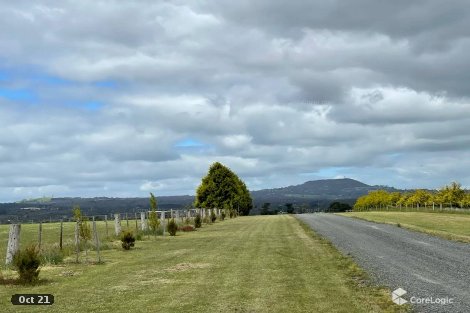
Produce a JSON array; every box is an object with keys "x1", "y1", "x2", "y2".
[
  {"x1": 40, "y1": 248, "x2": 64, "y2": 265},
  {"x1": 167, "y1": 218, "x2": 178, "y2": 236},
  {"x1": 327, "y1": 202, "x2": 352, "y2": 212},
  {"x1": 220, "y1": 211, "x2": 226, "y2": 221},
  {"x1": 194, "y1": 214, "x2": 202, "y2": 228},
  {"x1": 184, "y1": 217, "x2": 191, "y2": 225},
  {"x1": 210, "y1": 211, "x2": 217, "y2": 223},
  {"x1": 120, "y1": 231, "x2": 135, "y2": 250},
  {"x1": 13, "y1": 245, "x2": 41, "y2": 283},
  {"x1": 179, "y1": 225, "x2": 196, "y2": 232}
]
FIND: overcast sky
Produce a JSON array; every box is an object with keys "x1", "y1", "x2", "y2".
[{"x1": 1, "y1": 1, "x2": 469, "y2": 202}]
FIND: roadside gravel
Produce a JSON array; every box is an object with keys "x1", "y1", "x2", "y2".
[{"x1": 297, "y1": 213, "x2": 470, "y2": 313}]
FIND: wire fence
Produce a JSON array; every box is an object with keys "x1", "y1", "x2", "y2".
[
  {"x1": 354, "y1": 204, "x2": 470, "y2": 214},
  {"x1": 1, "y1": 208, "x2": 222, "y2": 267}
]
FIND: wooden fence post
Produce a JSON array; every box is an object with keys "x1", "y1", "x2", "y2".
[
  {"x1": 38, "y1": 222, "x2": 43, "y2": 251},
  {"x1": 161, "y1": 211, "x2": 165, "y2": 236},
  {"x1": 135, "y1": 212, "x2": 138, "y2": 232},
  {"x1": 105, "y1": 215, "x2": 109, "y2": 238},
  {"x1": 75, "y1": 220, "x2": 80, "y2": 263},
  {"x1": 59, "y1": 220, "x2": 63, "y2": 250},
  {"x1": 92, "y1": 217, "x2": 101, "y2": 263},
  {"x1": 6, "y1": 224, "x2": 21, "y2": 265},
  {"x1": 114, "y1": 214, "x2": 121, "y2": 236},
  {"x1": 141, "y1": 212, "x2": 148, "y2": 231},
  {"x1": 126, "y1": 213, "x2": 129, "y2": 228}
]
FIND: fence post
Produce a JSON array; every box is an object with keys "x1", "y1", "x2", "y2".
[
  {"x1": 38, "y1": 221, "x2": 43, "y2": 251},
  {"x1": 6, "y1": 224, "x2": 21, "y2": 265},
  {"x1": 60, "y1": 220, "x2": 63, "y2": 250},
  {"x1": 75, "y1": 220, "x2": 80, "y2": 263},
  {"x1": 141, "y1": 212, "x2": 148, "y2": 231},
  {"x1": 92, "y1": 217, "x2": 101, "y2": 263},
  {"x1": 161, "y1": 211, "x2": 165, "y2": 236},
  {"x1": 126, "y1": 213, "x2": 129, "y2": 228},
  {"x1": 135, "y1": 212, "x2": 138, "y2": 232},
  {"x1": 114, "y1": 214, "x2": 121, "y2": 236},
  {"x1": 105, "y1": 215, "x2": 109, "y2": 238}
]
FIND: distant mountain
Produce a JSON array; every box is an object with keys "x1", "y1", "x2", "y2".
[
  {"x1": 0, "y1": 195, "x2": 195, "y2": 223},
  {"x1": 250, "y1": 178, "x2": 398, "y2": 209}
]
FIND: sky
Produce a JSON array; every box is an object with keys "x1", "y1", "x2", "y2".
[{"x1": 1, "y1": 1, "x2": 469, "y2": 202}]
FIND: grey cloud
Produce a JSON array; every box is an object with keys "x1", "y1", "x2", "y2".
[
  {"x1": 0, "y1": 0, "x2": 469, "y2": 201},
  {"x1": 330, "y1": 87, "x2": 470, "y2": 124},
  {"x1": 200, "y1": 0, "x2": 470, "y2": 47}
]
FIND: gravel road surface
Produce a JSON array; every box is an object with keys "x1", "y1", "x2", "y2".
[{"x1": 297, "y1": 213, "x2": 470, "y2": 313}]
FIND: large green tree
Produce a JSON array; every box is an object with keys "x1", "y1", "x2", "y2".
[{"x1": 195, "y1": 162, "x2": 253, "y2": 216}]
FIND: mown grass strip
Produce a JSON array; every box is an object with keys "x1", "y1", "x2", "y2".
[
  {"x1": 1, "y1": 216, "x2": 408, "y2": 312},
  {"x1": 339, "y1": 212, "x2": 470, "y2": 243}
]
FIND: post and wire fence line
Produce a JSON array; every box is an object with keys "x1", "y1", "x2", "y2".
[{"x1": 2, "y1": 208, "x2": 224, "y2": 266}]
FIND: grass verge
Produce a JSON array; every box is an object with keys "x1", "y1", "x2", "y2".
[
  {"x1": 1, "y1": 216, "x2": 408, "y2": 312},
  {"x1": 339, "y1": 212, "x2": 470, "y2": 243}
]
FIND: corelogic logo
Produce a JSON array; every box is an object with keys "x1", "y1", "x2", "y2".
[{"x1": 392, "y1": 288, "x2": 408, "y2": 305}]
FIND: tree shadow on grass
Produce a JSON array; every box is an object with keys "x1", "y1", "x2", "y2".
[{"x1": 0, "y1": 277, "x2": 53, "y2": 286}]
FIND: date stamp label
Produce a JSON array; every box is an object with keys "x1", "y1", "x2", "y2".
[{"x1": 11, "y1": 294, "x2": 54, "y2": 305}]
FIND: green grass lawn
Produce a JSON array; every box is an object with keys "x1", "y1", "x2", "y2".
[
  {"x1": 339, "y1": 212, "x2": 470, "y2": 243},
  {"x1": 1, "y1": 216, "x2": 406, "y2": 313}
]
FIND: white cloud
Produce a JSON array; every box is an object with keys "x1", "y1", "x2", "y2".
[{"x1": 0, "y1": 1, "x2": 469, "y2": 201}]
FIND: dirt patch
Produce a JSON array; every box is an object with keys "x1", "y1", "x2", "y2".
[
  {"x1": 110, "y1": 285, "x2": 130, "y2": 292},
  {"x1": 139, "y1": 278, "x2": 173, "y2": 285},
  {"x1": 165, "y1": 248, "x2": 193, "y2": 257},
  {"x1": 60, "y1": 271, "x2": 79, "y2": 277},
  {"x1": 165, "y1": 262, "x2": 211, "y2": 272},
  {"x1": 41, "y1": 265, "x2": 66, "y2": 271}
]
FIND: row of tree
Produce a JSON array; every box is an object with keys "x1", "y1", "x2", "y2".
[
  {"x1": 260, "y1": 202, "x2": 295, "y2": 215},
  {"x1": 354, "y1": 182, "x2": 470, "y2": 211}
]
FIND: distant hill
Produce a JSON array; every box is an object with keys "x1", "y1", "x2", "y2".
[
  {"x1": 0, "y1": 178, "x2": 398, "y2": 222},
  {"x1": 249, "y1": 178, "x2": 398, "y2": 213},
  {"x1": 252, "y1": 178, "x2": 394, "y2": 200},
  {"x1": 0, "y1": 195, "x2": 195, "y2": 223},
  {"x1": 253, "y1": 178, "x2": 365, "y2": 197}
]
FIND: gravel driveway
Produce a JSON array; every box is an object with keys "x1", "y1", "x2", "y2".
[{"x1": 297, "y1": 213, "x2": 470, "y2": 313}]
